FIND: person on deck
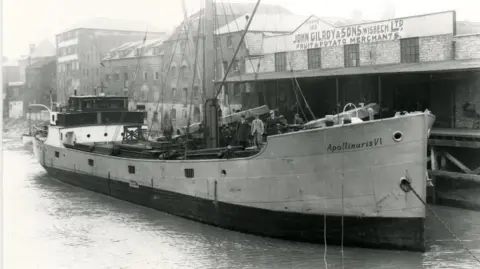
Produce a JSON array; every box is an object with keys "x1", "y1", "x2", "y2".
[
  {"x1": 265, "y1": 110, "x2": 286, "y2": 136},
  {"x1": 235, "y1": 115, "x2": 250, "y2": 149},
  {"x1": 251, "y1": 114, "x2": 264, "y2": 148},
  {"x1": 163, "y1": 121, "x2": 174, "y2": 141},
  {"x1": 294, "y1": 113, "x2": 304, "y2": 125},
  {"x1": 220, "y1": 124, "x2": 232, "y2": 147}
]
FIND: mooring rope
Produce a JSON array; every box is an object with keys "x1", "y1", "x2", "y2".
[{"x1": 400, "y1": 172, "x2": 480, "y2": 264}]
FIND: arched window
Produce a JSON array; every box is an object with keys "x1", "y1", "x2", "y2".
[
  {"x1": 171, "y1": 66, "x2": 177, "y2": 78},
  {"x1": 180, "y1": 65, "x2": 188, "y2": 78},
  {"x1": 193, "y1": 106, "x2": 201, "y2": 122},
  {"x1": 172, "y1": 88, "x2": 177, "y2": 100}
]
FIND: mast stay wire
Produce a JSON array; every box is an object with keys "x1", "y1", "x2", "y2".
[
  {"x1": 111, "y1": 29, "x2": 149, "y2": 144},
  {"x1": 213, "y1": 4, "x2": 234, "y2": 126},
  {"x1": 215, "y1": 0, "x2": 262, "y2": 98},
  {"x1": 223, "y1": 0, "x2": 265, "y2": 111},
  {"x1": 223, "y1": 1, "x2": 259, "y2": 78},
  {"x1": 184, "y1": 0, "x2": 204, "y2": 159},
  {"x1": 290, "y1": 78, "x2": 308, "y2": 121},
  {"x1": 293, "y1": 76, "x2": 316, "y2": 120},
  {"x1": 275, "y1": 24, "x2": 315, "y2": 121},
  {"x1": 145, "y1": 14, "x2": 189, "y2": 140},
  {"x1": 218, "y1": 0, "x2": 244, "y2": 116},
  {"x1": 166, "y1": 23, "x2": 194, "y2": 125},
  {"x1": 216, "y1": 0, "x2": 266, "y2": 116}
]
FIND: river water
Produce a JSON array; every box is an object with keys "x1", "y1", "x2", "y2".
[{"x1": 3, "y1": 138, "x2": 480, "y2": 269}]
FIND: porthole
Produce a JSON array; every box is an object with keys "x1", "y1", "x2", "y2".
[
  {"x1": 121, "y1": 132, "x2": 124, "y2": 136},
  {"x1": 221, "y1": 169, "x2": 227, "y2": 176},
  {"x1": 393, "y1": 131, "x2": 403, "y2": 142},
  {"x1": 104, "y1": 133, "x2": 108, "y2": 137},
  {"x1": 87, "y1": 134, "x2": 91, "y2": 138}
]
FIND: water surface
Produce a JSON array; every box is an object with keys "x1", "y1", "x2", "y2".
[{"x1": 3, "y1": 139, "x2": 480, "y2": 269}]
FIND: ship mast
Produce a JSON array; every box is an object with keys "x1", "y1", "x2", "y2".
[{"x1": 203, "y1": 0, "x2": 220, "y2": 148}]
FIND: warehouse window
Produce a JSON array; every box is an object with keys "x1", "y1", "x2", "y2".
[
  {"x1": 401, "y1": 37, "x2": 420, "y2": 63},
  {"x1": 344, "y1": 44, "x2": 360, "y2": 67},
  {"x1": 307, "y1": 48, "x2": 322, "y2": 69},
  {"x1": 274, "y1": 52, "x2": 287, "y2": 72}
]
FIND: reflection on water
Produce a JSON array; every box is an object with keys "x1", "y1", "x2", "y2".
[{"x1": 3, "y1": 139, "x2": 480, "y2": 269}]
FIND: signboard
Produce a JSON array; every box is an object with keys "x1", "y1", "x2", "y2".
[
  {"x1": 263, "y1": 11, "x2": 455, "y2": 53},
  {"x1": 293, "y1": 18, "x2": 405, "y2": 49}
]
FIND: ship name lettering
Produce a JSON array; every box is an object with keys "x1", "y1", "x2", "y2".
[{"x1": 327, "y1": 138, "x2": 383, "y2": 153}]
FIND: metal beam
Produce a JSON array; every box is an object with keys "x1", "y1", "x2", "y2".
[{"x1": 443, "y1": 151, "x2": 472, "y2": 174}]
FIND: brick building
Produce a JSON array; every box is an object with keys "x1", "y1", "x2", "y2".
[
  {"x1": 224, "y1": 10, "x2": 480, "y2": 129},
  {"x1": 55, "y1": 18, "x2": 166, "y2": 105},
  {"x1": 157, "y1": 2, "x2": 294, "y2": 127},
  {"x1": 215, "y1": 12, "x2": 309, "y2": 109},
  {"x1": 101, "y1": 38, "x2": 167, "y2": 128}
]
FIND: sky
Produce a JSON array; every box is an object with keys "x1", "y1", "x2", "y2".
[{"x1": 2, "y1": 0, "x2": 480, "y2": 59}]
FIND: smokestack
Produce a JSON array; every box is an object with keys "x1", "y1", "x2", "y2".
[{"x1": 29, "y1": 44, "x2": 36, "y2": 55}]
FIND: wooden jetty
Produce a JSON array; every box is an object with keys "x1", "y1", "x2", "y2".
[{"x1": 428, "y1": 128, "x2": 480, "y2": 209}]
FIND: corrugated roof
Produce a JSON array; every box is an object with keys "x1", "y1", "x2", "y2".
[
  {"x1": 216, "y1": 13, "x2": 309, "y2": 35},
  {"x1": 319, "y1": 16, "x2": 373, "y2": 27},
  {"x1": 223, "y1": 59, "x2": 480, "y2": 82},
  {"x1": 167, "y1": 3, "x2": 293, "y2": 41},
  {"x1": 60, "y1": 17, "x2": 165, "y2": 34},
  {"x1": 103, "y1": 38, "x2": 165, "y2": 61}
]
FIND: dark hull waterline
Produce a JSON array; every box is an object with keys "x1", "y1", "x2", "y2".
[{"x1": 42, "y1": 165, "x2": 426, "y2": 252}]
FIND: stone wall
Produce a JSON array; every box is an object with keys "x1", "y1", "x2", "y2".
[
  {"x1": 360, "y1": 41, "x2": 400, "y2": 65},
  {"x1": 419, "y1": 34, "x2": 453, "y2": 62},
  {"x1": 455, "y1": 34, "x2": 480, "y2": 60}
]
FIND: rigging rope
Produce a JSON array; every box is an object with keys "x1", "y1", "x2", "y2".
[
  {"x1": 227, "y1": 0, "x2": 265, "y2": 108},
  {"x1": 145, "y1": 18, "x2": 186, "y2": 140},
  {"x1": 223, "y1": 0, "x2": 258, "y2": 78},
  {"x1": 215, "y1": 1, "x2": 239, "y2": 126},
  {"x1": 215, "y1": 0, "x2": 262, "y2": 98},
  {"x1": 290, "y1": 78, "x2": 308, "y2": 121},
  {"x1": 111, "y1": 29, "x2": 149, "y2": 144},
  {"x1": 184, "y1": 0, "x2": 204, "y2": 159},
  {"x1": 400, "y1": 175, "x2": 480, "y2": 264},
  {"x1": 293, "y1": 76, "x2": 316, "y2": 120}
]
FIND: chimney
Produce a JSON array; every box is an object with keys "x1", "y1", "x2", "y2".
[{"x1": 29, "y1": 44, "x2": 36, "y2": 55}]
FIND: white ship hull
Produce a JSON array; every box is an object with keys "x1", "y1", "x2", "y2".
[{"x1": 33, "y1": 112, "x2": 435, "y2": 251}]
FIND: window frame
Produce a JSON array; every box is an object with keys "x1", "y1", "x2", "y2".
[
  {"x1": 274, "y1": 52, "x2": 287, "y2": 72},
  {"x1": 307, "y1": 48, "x2": 322, "y2": 69},
  {"x1": 400, "y1": 37, "x2": 420, "y2": 63},
  {"x1": 344, "y1": 44, "x2": 360, "y2": 67}
]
